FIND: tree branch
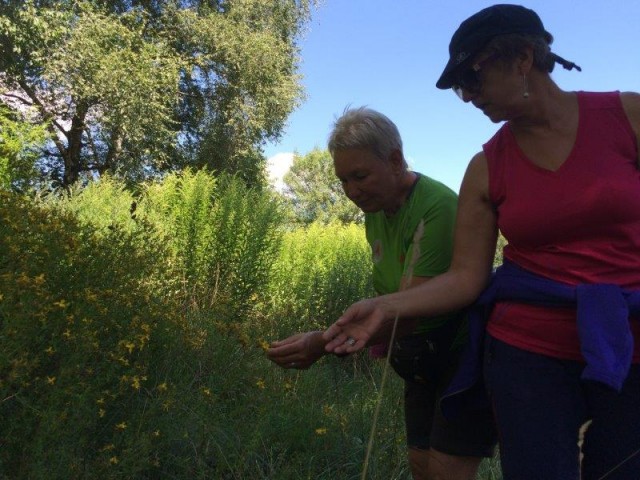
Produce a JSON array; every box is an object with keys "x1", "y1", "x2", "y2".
[
  {"x1": 17, "y1": 79, "x2": 68, "y2": 157},
  {"x1": 1, "y1": 93, "x2": 34, "y2": 106}
]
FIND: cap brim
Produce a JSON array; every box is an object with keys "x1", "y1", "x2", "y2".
[{"x1": 435, "y1": 57, "x2": 460, "y2": 89}]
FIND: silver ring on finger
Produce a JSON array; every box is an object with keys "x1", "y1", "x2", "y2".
[{"x1": 346, "y1": 337, "x2": 356, "y2": 346}]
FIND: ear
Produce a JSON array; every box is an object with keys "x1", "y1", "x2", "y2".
[
  {"x1": 388, "y1": 149, "x2": 405, "y2": 173},
  {"x1": 517, "y1": 46, "x2": 535, "y2": 75}
]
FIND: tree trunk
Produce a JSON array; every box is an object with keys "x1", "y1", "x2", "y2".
[{"x1": 63, "y1": 102, "x2": 88, "y2": 187}]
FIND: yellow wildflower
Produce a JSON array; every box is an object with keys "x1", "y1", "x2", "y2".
[
  {"x1": 99, "y1": 409, "x2": 106, "y2": 418},
  {"x1": 152, "y1": 430, "x2": 161, "y2": 437},
  {"x1": 44, "y1": 346, "x2": 55, "y2": 355},
  {"x1": 157, "y1": 382, "x2": 168, "y2": 392},
  {"x1": 315, "y1": 428, "x2": 328, "y2": 435},
  {"x1": 46, "y1": 376, "x2": 56, "y2": 385},
  {"x1": 115, "y1": 422, "x2": 127, "y2": 431},
  {"x1": 109, "y1": 456, "x2": 119, "y2": 465},
  {"x1": 53, "y1": 299, "x2": 69, "y2": 309},
  {"x1": 202, "y1": 387, "x2": 211, "y2": 396},
  {"x1": 258, "y1": 339, "x2": 270, "y2": 352},
  {"x1": 124, "y1": 341, "x2": 135, "y2": 354},
  {"x1": 256, "y1": 379, "x2": 266, "y2": 390}
]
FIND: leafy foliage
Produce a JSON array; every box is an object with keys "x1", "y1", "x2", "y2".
[
  {"x1": 0, "y1": 103, "x2": 48, "y2": 191},
  {"x1": 0, "y1": 178, "x2": 502, "y2": 478},
  {"x1": 283, "y1": 148, "x2": 363, "y2": 225},
  {"x1": 265, "y1": 221, "x2": 374, "y2": 334},
  {"x1": 138, "y1": 169, "x2": 285, "y2": 318},
  {"x1": 0, "y1": 190, "x2": 182, "y2": 477},
  {"x1": 0, "y1": 0, "x2": 315, "y2": 187}
]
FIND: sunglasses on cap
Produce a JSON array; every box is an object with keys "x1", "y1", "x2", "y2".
[{"x1": 451, "y1": 53, "x2": 499, "y2": 99}]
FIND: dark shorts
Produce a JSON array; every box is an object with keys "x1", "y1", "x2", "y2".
[
  {"x1": 485, "y1": 335, "x2": 640, "y2": 480},
  {"x1": 390, "y1": 321, "x2": 497, "y2": 457}
]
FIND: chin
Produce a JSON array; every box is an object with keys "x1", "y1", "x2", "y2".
[
  {"x1": 361, "y1": 207, "x2": 380, "y2": 214},
  {"x1": 359, "y1": 204, "x2": 382, "y2": 214},
  {"x1": 483, "y1": 111, "x2": 506, "y2": 123}
]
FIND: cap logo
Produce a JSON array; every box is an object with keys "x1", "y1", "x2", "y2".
[{"x1": 455, "y1": 51, "x2": 470, "y2": 65}]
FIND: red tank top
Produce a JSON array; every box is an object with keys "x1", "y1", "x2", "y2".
[{"x1": 484, "y1": 91, "x2": 640, "y2": 362}]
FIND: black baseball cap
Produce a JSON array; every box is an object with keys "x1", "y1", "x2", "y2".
[{"x1": 436, "y1": 4, "x2": 552, "y2": 89}]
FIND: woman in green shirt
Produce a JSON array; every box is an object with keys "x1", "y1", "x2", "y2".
[{"x1": 267, "y1": 107, "x2": 495, "y2": 480}]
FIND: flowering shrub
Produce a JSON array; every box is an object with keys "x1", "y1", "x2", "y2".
[
  {"x1": 0, "y1": 191, "x2": 185, "y2": 476},
  {"x1": 0, "y1": 174, "x2": 292, "y2": 478}
]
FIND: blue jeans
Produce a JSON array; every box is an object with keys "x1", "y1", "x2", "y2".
[{"x1": 484, "y1": 335, "x2": 640, "y2": 480}]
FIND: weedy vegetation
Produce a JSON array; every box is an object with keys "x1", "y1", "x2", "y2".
[{"x1": 0, "y1": 171, "x2": 501, "y2": 479}]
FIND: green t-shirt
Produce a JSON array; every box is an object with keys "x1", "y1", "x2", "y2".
[{"x1": 365, "y1": 173, "x2": 462, "y2": 335}]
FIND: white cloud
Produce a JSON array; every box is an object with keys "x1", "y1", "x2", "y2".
[{"x1": 266, "y1": 152, "x2": 294, "y2": 192}]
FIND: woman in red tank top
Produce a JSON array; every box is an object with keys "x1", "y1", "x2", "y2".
[{"x1": 324, "y1": 4, "x2": 640, "y2": 479}]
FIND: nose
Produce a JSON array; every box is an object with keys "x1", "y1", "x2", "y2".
[
  {"x1": 460, "y1": 87, "x2": 477, "y2": 103},
  {"x1": 343, "y1": 182, "x2": 361, "y2": 201}
]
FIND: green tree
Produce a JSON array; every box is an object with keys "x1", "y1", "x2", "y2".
[
  {"x1": 0, "y1": 0, "x2": 315, "y2": 188},
  {"x1": 283, "y1": 148, "x2": 363, "y2": 224},
  {"x1": 0, "y1": 103, "x2": 47, "y2": 191}
]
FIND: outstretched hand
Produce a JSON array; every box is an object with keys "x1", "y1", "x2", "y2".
[
  {"x1": 266, "y1": 331, "x2": 326, "y2": 370},
  {"x1": 322, "y1": 298, "x2": 389, "y2": 354}
]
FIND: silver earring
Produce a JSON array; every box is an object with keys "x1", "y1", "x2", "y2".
[{"x1": 523, "y1": 74, "x2": 530, "y2": 98}]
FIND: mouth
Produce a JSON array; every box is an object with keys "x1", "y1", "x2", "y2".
[{"x1": 354, "y1": 198, "x2": 377, "y2": 212}]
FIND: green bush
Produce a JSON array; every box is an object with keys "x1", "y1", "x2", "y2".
[
  {"x1": 0, "y1": 191, "x2": 181, "y2": 477},
  {"x1": 264, "y1": 222, "x2": 374, "y2": 336},
  {"x1": 52, "y1": 175, "x2": 138, "y2": 231},
  {"x1": 0, "y1": 183, "x2": 289, "y2": 478},
  {"x1": 139, "y1": 170, "x2": 285, "y2": 320}
]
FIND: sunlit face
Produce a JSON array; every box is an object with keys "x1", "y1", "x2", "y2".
[{"x1": 333, "y1": 148, "x2": 399, "y2": 214}]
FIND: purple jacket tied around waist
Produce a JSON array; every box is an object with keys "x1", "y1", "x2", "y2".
[{"x1": 440, "y1": 260, "x2": 640, "y2": 420}]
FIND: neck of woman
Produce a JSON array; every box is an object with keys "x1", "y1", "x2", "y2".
[{"x1": 384, "y1": 171, "x2": 418, "y2": 216}]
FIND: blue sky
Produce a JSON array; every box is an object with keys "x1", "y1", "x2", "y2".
[{"x1": 264, "y1": 0, "x2": 640, "y2": 192}]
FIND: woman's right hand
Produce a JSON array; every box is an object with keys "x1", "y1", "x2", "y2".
[
  {"x1": 266, "y1": 331, "x2": 327, "y2": 370},
  {"x1": 323, "y1": 297, "x2": 389, "y2": 354}
]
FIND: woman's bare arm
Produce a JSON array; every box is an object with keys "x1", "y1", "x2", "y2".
[{"x1": 324, "y1": 152, "x2": 499, "y2": 353}]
